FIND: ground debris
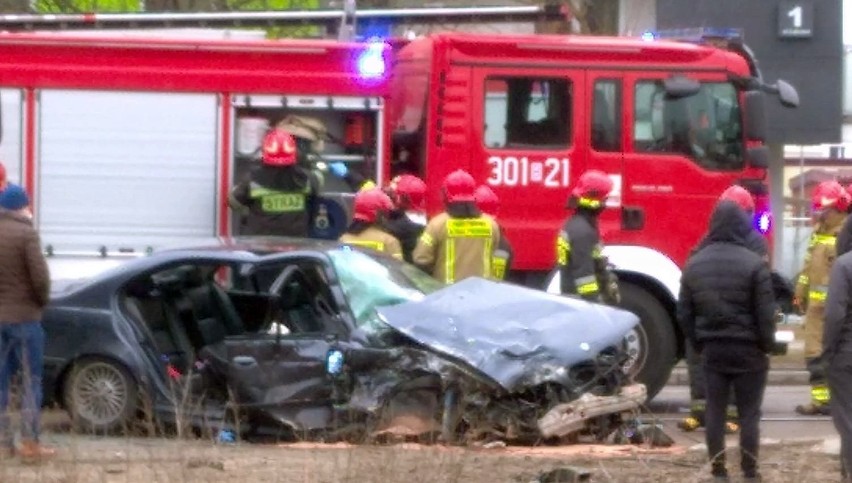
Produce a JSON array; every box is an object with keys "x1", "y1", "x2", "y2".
[
  {"x1": 529, "y1": 466, "x2": 592, "y2": 483},
  {"x1": 186, "y1": 457, "x2": 226, "y2": 471}
]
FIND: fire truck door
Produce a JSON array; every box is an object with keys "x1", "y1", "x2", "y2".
[
  {"x1": 621, "y1": 71, "x2": 750, "y2": 264},
  {"x1": 585, "y1": 71, "x2": 625, "y2": 240},
  {"x1": 472, "y1": 67, "x2": 585, "y2": 271}
]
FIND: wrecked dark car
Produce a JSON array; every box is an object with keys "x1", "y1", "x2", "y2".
[{"x1": 42, "y1": 238, "x2": 644, "y2": 443}]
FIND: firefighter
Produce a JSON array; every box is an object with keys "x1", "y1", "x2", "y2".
[
  {"x1": 412, "y1": 169, "x2": 500, "y2": 283},
  {"x1": 794, "y1": 180, "x2": 850, "y2": 416},
  {"x1": 228, "y1": 128, "x2": 322, "y2": 237},
  {"x1": 474, "y1": 185, "x2": 514, "y2": 281},
  {"x1": 383, "y1": 174, "x2": 427, "y2": 263},
  {"x1": 555, "y1": 169, "x2": 618, "y2": 303},
  {"x1": 681, "y1": 185, "x2": 767, "y2": 434},
  {"x1": 339, "y1": 188, "x2": 402, "y2": 259}
]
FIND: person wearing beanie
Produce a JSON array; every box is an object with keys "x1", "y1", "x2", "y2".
[{"x1": 0, "y1": 183, "x2": 54, "y2": 461}]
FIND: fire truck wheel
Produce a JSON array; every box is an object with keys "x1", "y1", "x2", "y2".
[{"x1": 616, "y1": 282, "x2": 676, "y2": 401}]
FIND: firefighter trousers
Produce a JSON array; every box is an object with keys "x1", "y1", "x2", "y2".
[
  {"x1": 704, "y1": 366, "x2": 767, "y2": 478},
  {"x1": 829, "y1": 353, "x2": 852, "y2": 481}
]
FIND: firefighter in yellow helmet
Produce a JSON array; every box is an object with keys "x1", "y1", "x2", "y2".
[
  {"x1": 556, "y1": 170, "x2": 618, "y2": 303},
  {"x1": 795, "y1": 180, "x2": 850, "y2": 415},
  {"x1": 339, "y1": 188, "x2": 402, "y2": 260},
  {"x1": 412, "y1": 169, "x2": 501, "y2": 283},
  {"x1": 474, "y1": 185, "x2": 514, "y2": 281}
]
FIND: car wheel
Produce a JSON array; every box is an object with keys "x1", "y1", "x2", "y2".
[
  {"x1": 617, "y1": 282, "x2": 677, "y2": 401},
  {"x1": 63, "y1": 358, "x2": 138, "y2": 433}
]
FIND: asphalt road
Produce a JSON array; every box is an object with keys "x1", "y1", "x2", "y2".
[{"x1": 647, "y1": 384, "x2": 838, "y2": 447}]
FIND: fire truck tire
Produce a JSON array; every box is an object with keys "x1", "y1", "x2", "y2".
[{"x1": 616, "y1": 282, "x2": 676, "y2": 401}]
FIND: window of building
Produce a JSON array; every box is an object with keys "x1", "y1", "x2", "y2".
[
  {"x1": 591, "y1": 80, "x2": 622, "y2": 152},
  {"x1": 483, "y1": 77, "x2": 571, "y2": 149},
  {"x1": 633, "y1": 80, "x2": 744, "y2": 171}
]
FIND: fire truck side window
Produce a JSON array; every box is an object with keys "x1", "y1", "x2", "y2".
[
  {"x1": 591, "y1": 80, "x2": 622, "y2": 152},
  {"x1": 483, "y1": 77, "x2": 571, "y2": 149},
  {"x1": 633, "y1": 80, "x2": 744, "y2": 171}
]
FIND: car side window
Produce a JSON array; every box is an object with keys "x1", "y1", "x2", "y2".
[{"x1": 483, "y1": 76, "x2": 572, "y2": 149}]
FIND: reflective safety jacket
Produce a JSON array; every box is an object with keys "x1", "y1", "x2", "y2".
[
  {"x1": 556, "y1": 209, "x2": 605, "y2": 301},
  {"x1": 412, "y1": 212, "x2": 501, "y2": 284},
  {"x1": 229, "y1": 165, "x2": 321, "y2": 237},
  {"x1": 339, "y1": 225, "x2": 403, "y2": 260},
  {"x1": 796, "y1": 212, "x2": 847, "y2": 311}
]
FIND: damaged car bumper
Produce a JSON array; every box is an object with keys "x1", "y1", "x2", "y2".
[{"x1": 538, "y1": 383, "x2": 648, "y2": 438}]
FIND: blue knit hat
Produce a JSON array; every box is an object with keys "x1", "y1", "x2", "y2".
[{"x1": 0, "y1": 183, "x2": 30, "y2": 211}]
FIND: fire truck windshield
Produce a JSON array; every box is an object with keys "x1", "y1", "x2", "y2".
[{"x1": 634, "y1": 80, "x2": 744, "y2": 171}]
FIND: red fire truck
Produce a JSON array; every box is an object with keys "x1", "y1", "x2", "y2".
[{"x1": 0, "y1": 9, "x2": 797, "y2": 398}]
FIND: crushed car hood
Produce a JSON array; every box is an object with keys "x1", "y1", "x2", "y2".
[{"x1": 376, "y1": 278, "x2": 639, "y2": 393}]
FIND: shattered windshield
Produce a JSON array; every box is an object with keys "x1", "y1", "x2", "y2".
[{"x1": 328, "y1": 247, "x2": 443, "y2": 330}]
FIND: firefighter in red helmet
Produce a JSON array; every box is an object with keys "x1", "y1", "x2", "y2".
[
  {"x1": 382, "y1": 174, "x2": 427, "y2": 263},
  {"x1": 474, "y1": 185, "x2": 514, "y2": 281},
  {"x1": 413, "y1": 169, "x2": 500, "y2": 283},
  {"x1": 556, "y1": 170, "x2": 618, "y2": 302},
  {"x1": 229, "y1": 128, "x2": 322, "y2": 237},
  {"x1": 794, "y1": 180, "x2": 850, "y2": 415},
  {"x1": 339, "y1": 188, "x2": 402, "y2": 259}
]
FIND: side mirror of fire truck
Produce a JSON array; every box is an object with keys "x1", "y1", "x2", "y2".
[
  {"x1": 663, "y1": 75, "x2": 700, "y2": 99},
  {"x1": 772, "y1": 79, "x2": 800, "y2": 109}
]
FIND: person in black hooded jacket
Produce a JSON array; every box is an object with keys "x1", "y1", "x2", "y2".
[
  {"x1": 677, "y1": 200, "x2": 777, "y2": 482},
  {"x1": 822, "y1": 215, "x2": 852, "y2": 481}
]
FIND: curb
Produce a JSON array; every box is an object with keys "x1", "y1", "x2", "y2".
[{"x1": 668, "y1": 368, "x2": 810, "y2": 386}]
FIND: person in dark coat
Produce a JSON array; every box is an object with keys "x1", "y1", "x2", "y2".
[
  {"x1": 822, "y1": 216, "x2": 852, "y2": 481},
  {"x1": 681, "y1": 186, "x2": 768, "y2": 434},
  {"x1": 677, "y1": 200, "x2": 777, "y2": 482}
]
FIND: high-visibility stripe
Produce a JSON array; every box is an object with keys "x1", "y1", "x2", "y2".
[
  {"x1": 446, "y1": 218, "x2": 492, "y2": 238},
  {"x1": 809, "y1": 234, "x2": 836, "y2": 247},
  {"x1": 576, "y1": 275, "x2": 599, "y2": 295},
  {"x1": 420, "y1": 233, "x2": 434, "y2": 247},
  {"x1": 577, "y1": 197, "x2": 603, "y2": 209},
  {"x1": 809, "y1": 290, "x2": 827, "y2": 302},
  {"x1": 345, "y1": 240, "x2": 384, "y2": 252},
  {"x1": 445, "y1": 238, "x2": 456, "y2": 283},
  {"x1": 812, "y1": 385, "x2": 831, "y2": 404},
  {"x1": 483, "y1": 238, "x2": 492, "y2": 279},
  {"x1": 492, "y1": 257, "x2": 507, "y2": 280},
  {"x1": 798, "y1": 274, "x2": 809, "y2": 285},
  {"x1": 556, "y1": 236, "x2": 570, "y2": 266}
]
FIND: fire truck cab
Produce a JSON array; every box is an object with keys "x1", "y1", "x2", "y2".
[{"x1": 387, "y1": 30, "x2": 798, "y2": 398}]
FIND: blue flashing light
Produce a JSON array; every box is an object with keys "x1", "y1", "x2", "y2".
[
  {"x1": 649, "y1": 27, "x2": 744, "y2": 47},
  {"x1": 357, "y1": 40, "x2": 386, "y2": 79},
  {"x1": 756, "y1": 211, "x2": 772, "y2": 235},
  {"x1": 641, "y1": 31, "x2": 656, "y2": 42}
]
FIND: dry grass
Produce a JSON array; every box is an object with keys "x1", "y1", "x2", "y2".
[{"x1": 0, "y1": 416, "x2": 843, "y2": 483}]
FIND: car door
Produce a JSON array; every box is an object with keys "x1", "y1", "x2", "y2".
[{"x1": 225, "y1": 263, "x2": 336, "y2": 430}]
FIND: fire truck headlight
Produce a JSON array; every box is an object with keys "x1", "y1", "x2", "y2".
[
  {"x1": 357, "y1": 41, "x2": 386, "y2": 79},
  {"x1": 756, "y1": 211, "x2": 772, "y2": 234}
]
